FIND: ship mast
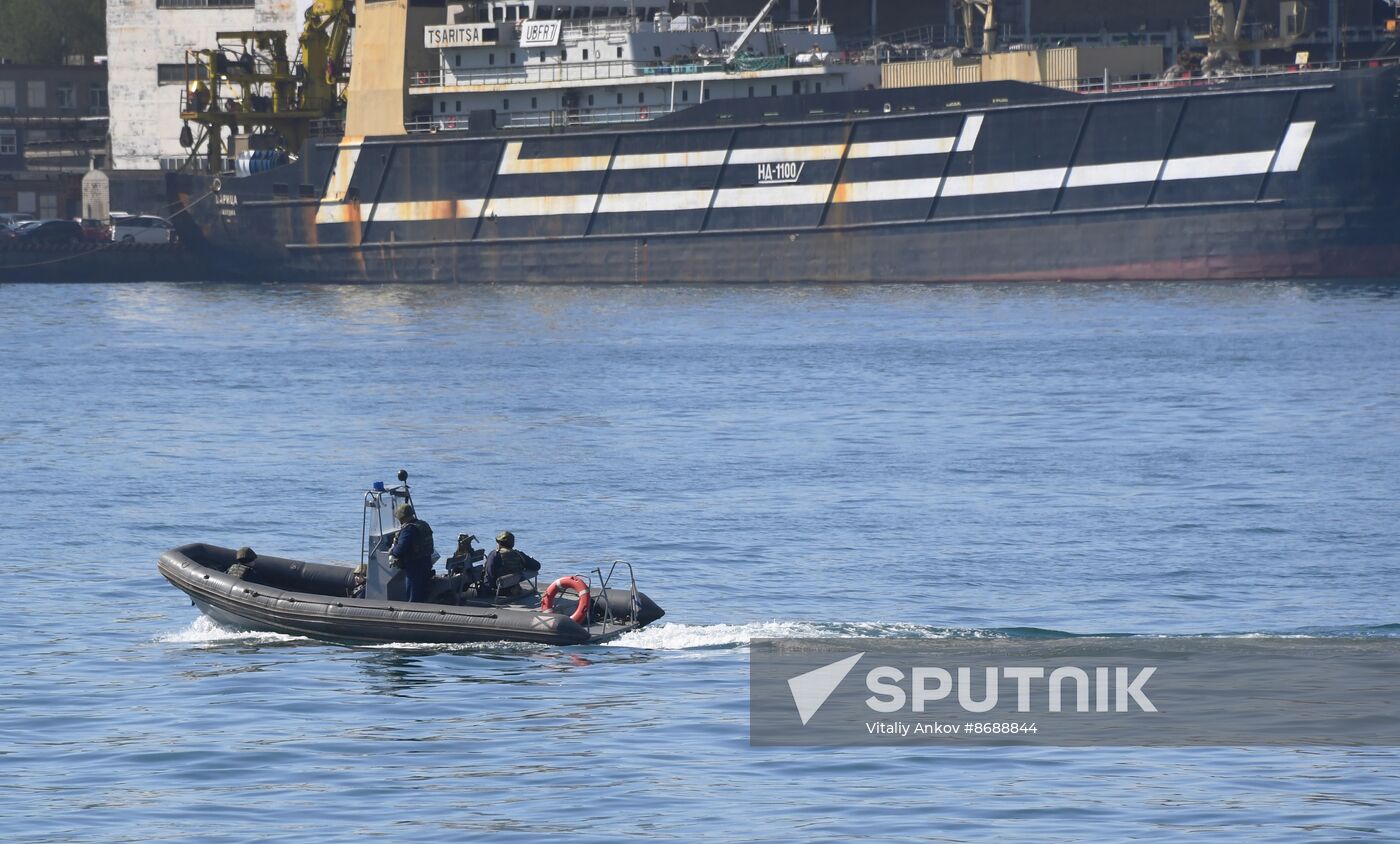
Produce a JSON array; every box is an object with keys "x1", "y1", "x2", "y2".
[{"x1": 956, "y1": 0, "x2": 997, "y2": 53}]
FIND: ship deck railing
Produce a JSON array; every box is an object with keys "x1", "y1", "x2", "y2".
[
  {"x1": 553, "y1": 15, "x2": 829, "y2": 37},
  {"x1": 405, "y1": 115, "x2": 471, "y2": 134},
  {"x1": 504, "y1": 104, "x2": 668, "y2": 128},
  {"x1": 411, "y1": 55, "x2": 795, "y2": 89},
  {"x1": 1060, "y1": 55, "x2": 1400, "y2": 96}
]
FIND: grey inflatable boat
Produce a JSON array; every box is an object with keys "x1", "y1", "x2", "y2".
[{"x1": 157, "y1": 473, "x2": 664, "y2": 646}]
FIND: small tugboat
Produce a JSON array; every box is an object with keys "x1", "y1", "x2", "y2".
[{"x1": 157, "y1": 471, "x2": 664, "y2": 645}]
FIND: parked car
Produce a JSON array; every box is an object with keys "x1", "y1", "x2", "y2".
[
  {"x1": 76, "y1": 218, "x2": 111, "y2": 242},
  {"x1": 14, "y1": 219, "x2": 84, "y2": 244},
  {"x1": 0, "y1": 212, "x2": 36, "y2": 238},
  {"x1": 111, "y1": 215, "x2": 176, "y2": 244}
]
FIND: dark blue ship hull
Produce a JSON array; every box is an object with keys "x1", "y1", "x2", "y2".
[{"x1": 168, "y1": 65, "x2": 1400, "y2": 283}]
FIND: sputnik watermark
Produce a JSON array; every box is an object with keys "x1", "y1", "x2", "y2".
[{"x1": 751, "y1": 638, "x2": 1400, "y2": 746}]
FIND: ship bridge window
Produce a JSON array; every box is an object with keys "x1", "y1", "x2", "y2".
[
  {"x1": 638, "y1": 91, "x2": 645, "y2": 103},
  {"x1": 592, "y1": 7, "x2": 606, "y2": 17},
  {"x1": 616, "y1": 47, "x2": 623, "y2": 58},
  {"x1": 588, "y1": 94, "x2": 594, "y2": 105},
  {"x1": 704, "y1": 88, "x2": 710, "y2": 100},
  {"x1": 510, "y1": 52, "x2": 517, "y2": 63},
  {"x1": 653, "y1": 46, "x2": 661, "y2": 58},
  {"x1": 503, "y1": 98, "x2": 510, "y2": 109},
  {"x1": 583, "y1": 49, "x2": 589, "y2": 60},
  {"x1": 771, "y1": 84, "x2": 777, "y2": 96},
  {"x1": 454, "y1": 53, "x2": 462, "y2": 67},
  {"x1": 747, "y1": 85, "x2": 754, "y2": 97},
  {"x1": 616, "y1": 92, "x2": 622, "y2": 104},
  {"x1": 489, "y1": 53, "x2": 496, "y2": 65},
  {"x1": 610, "y1": 7, "x2": 626, "y2": 16},
  {"x1": 537, "y1": 4, "x2": 553, "y2": 16},
  {"x1": 439, "y1": 100, "x2": 447, "y2": 113},
  {"x1": 682, "y1": 88, "x2": 688, "y2": 101}
]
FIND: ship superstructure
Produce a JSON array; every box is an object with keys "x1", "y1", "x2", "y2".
[{"x1": 406, "y1": 0, "x2": 872, "y2": 132}]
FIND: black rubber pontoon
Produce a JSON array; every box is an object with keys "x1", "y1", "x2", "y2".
[{"x1": 158, "y1": 542, "x2": 664, "y2": 645}]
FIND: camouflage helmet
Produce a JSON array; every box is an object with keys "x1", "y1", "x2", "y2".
[
  {"x1": 395, "y1": 503, "x2": 416, "y2": 522},
  {"x1": 496, "y1": 530, "x2": 515, "y2": 548}
]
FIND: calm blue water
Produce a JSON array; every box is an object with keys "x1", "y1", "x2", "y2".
[{"x1": 2, "y1": 280, "x2": 1399, "y2": 842}]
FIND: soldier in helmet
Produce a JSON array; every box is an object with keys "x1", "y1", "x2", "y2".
[
  {"x1": 482, "y1": 530, "x2": 541, "y2": 596},
  {"x1": 388, "y1": 502, "x2": 435, "y2": 602}
]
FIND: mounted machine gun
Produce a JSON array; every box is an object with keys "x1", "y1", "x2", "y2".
[{"x1": 179, "y1": 0, "x2": 354, "y2": 173}]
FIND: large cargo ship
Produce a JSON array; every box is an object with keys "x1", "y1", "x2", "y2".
[{"x1": 167, "y1": 0, "x2": 1400, "y2": 283}]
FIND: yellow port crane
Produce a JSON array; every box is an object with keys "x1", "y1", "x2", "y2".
[{"x1": 179, "y1": 0, "x2": 354, "y2": 173}]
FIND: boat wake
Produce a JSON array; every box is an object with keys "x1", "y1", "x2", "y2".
[
  {"x1": 155, "y1": 615, "x2": 305, "y2": 647},
  {"x1": 602, "y1": 620, "x2": 1400, "y2": 651},
  {"x1": 601, "y1": 621, "x2": 1077, "y2": 650}
]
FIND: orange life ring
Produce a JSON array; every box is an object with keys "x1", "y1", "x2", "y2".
[
  {"x1": 638, "y1": 105, "x2": 649, "y2": 120},
  {"x1": 445, "y1": 116, "x2": 457, "y2": 129},
  {"x1": 541, "y1": 575, "x2": 591, "y2": 624}
]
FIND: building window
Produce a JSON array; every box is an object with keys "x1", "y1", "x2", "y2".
[
  {"x1": 0, "y1": 131, "x2": 16, "y2": 156},
  {"x1": 27, "y1": 81, "x2": 45, "y2": 109},
  {"x1": 39, "y1": 194, "x2": 58, "y2": 218},
  {"x1": 57, "y1": 83, "x2": 76, "y2": 109},
  {"x1": 157, "y1": 64, "x2": 205, "y2": 85},
  {"x1": 89, "y1": 84, "x2": 107, "y2": 110},
  {"x1": 0, "y1": 81, "x2": 15, "y2": 109}
]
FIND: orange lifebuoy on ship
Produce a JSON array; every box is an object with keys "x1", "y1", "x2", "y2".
[
  {"x1": 541, "y1": 575, "x2": 591, "y2": 624},
  {"x1": 446, "y1": 116, "x2": 457, "y2": 129},
  {"x1": 638, "y1": 105, "x2": 649, "y2": 120}
]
